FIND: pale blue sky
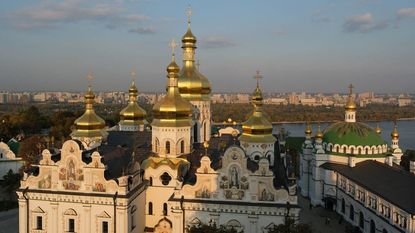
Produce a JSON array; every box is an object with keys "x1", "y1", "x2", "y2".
[{"x1": 0, "y1": 0, "x2": 414, "y2": 93}]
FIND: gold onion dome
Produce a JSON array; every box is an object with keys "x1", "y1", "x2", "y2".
[
  {"x1": 240, "y1": 71, "x2": 276, "y2": 143},
  {"x1": 304, "y1": 122, "x2": 312, "y2": 135},
  {"x1": 119, "y1": 80, "x2": 147, "y2": 125},
  {"x1": 375, "y1": 123, "x2": 382, "y2": 134},
  {"x1": 177, "y1": 7, "x2": 211, "y2": 101},
  {"x1": 315, "y1": 123, "x2": 323, "y2": 139},
  {"x1": 391, "y1": 123, "x2": 399, "y2": 140},
  {"x1": 345, "y1": 84, "x2": 357, "y2": 111},
  {"x1": 152, "y1": 39, "x2": 193, "y2": 128},
  {"x1": 72, "y1": 85, "x2": 107, "y2": 138}
]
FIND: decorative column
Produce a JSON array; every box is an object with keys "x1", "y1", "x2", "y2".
[
  {"x1": 51, "y1": 202, "x2": 59, "y2": 233},
  {"x1": 83, "y1": 204, "x2": 91, "y2": 233},
  {"x1": 248, "y1": 215, "x2": 258, "y2": 233}
]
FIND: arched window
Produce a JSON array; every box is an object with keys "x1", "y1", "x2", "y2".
[
  {"x1": 203, "y1": 122, "x2": 207, "y2": 142},
  {"x1": 180, "y1": 141, "x2": 184, "y2": 154},
  {"x1": 341, "y1": 199, "x2": 345, "y2": 213},
  {"x1": 349, "y1": 205, "x2": 354, "y2": 221},
  {"x1": 149, "y1": 177, "x2": 153, "y2": 186},
  {"x1": 366, "y1": 148, "x2": 369, "y2": 154},
  {"x1": 370, "y1": 220, "x2": 376, "y2": 233},
  {"x1": 165, "y1": 141, "x2": 170, "y2": 154},
  {"x1": 163, "y1": 203, "x2": 168, "y2": 216},
  {"x1": 382, "y1": 229, "x2": 388, "y2": 233},
  {"x1": 155, "y1": 138, "x2": 160, "y2": 152},
  {"x1": 359, "y1": 212, "x2": 364, "y2": 229},
  {"x1": 148, "y1": 202, "x2": 153, "y2": 215},
  {"x1": 358, "y1": 148, "x2": 362, "y2": 154},
  {"x1": 350, "y1": 147, "x2": 354, "y2": 155}
]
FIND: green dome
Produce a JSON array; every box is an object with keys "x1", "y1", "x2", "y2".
[{"x1": 323, "y1": 122, "x2": 386, "y2": 147}]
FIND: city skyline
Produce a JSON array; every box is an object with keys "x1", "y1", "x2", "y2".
[{"x1": 1, "y1": 0, "x2": 415, "y2": 93}]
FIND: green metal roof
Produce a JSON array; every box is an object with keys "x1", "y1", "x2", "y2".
[{"x1": 322, "y1": 122, "x2": 387, "y2": 147}]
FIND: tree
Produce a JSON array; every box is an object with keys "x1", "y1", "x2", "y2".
[
  {"x1": 188, "y1": 223, "x2": 242, "y2": 233},
  {"x1": 18, "y1": 135, "x2": 45, "y2": 169},
  {"x1": 0, "y1": 169, "x2": 21, "y2": 200},
  {"x1": 267, "y1": 217, "x2": 313, "y2": 233}
]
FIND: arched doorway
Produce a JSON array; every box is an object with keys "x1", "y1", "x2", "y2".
[{"x1": 370, "y1": 220, "x2": 376, "y2": 233}]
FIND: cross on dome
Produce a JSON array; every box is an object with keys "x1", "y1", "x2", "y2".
[
  {"x1": 254, "y1": 70, "x2": 263, "y2": 88},
  {"x1": 348, "y1": 84, "x2": 354, "y2": 95},
  {"x1": 187, "y1": 5, "x2": 192, "y2": 25},
  {"x1": 169, "y1": 38, "x2": 177, "y2": 60},
  {"x1": 87, "y1": 72, "x2": 94, "y2": 87}
]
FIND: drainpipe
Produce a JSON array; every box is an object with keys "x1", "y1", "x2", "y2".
[
  {"x1": 22, "y1": 187, "x2": 29, "y2": 233},
  {"x1": 180, "y1": 196, "x2": 185, "y2": 233},
  {"x1": 113, "y1": 192, "x2": 118, "y2": 233}
]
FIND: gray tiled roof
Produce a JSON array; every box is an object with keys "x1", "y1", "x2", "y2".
[{"x1": 321, "y1": 160, "x2": 415, "y2": 214}]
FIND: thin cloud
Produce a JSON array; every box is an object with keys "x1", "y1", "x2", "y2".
[
  {"x1": 343, "y1": 12, "x2": 388, "y2": 33},
  {"x1": 7, "y1": 0, "x2": 149, "y2": 30},
  {"x1": 128, "y1": 27, "x2": 155, "y2": 34},
  {"x1": 199, "y1": 36, "x2": 236, "y2": 49},
  {"x1": 397, "y1": 8, "x2": 415, "y2": 19}
]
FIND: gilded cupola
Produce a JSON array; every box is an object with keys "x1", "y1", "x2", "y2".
[
  {"x1": 152, "y1": 39, "x2": 193, "y2": 128},
  {"x1": 315, "y1": 123, "x2": 323, "y2": 140},
  {"x1": 71, "y1": 75, "x2": 107, "y2": 139},
  {"x1": 119, "y1": 71, "x2": 147, "y2": 129},
  {"x1": 345, "y1": 84, "x2": 357, "y2": 111},
  {"x1": 177, "y1": 6, "x2": 211, "y2": 101},
  {"x1": 304, "y1": 122, "x2": 312, "y2": 136},
  {"x1": 391, "y1": 122, "x2": 399, "y2": 140},
  {"x1": 375, "y1": 123, "x2": 382, "y2": 134},
  {"x1": 239, "y1": 71, "x2": 276, "y2": 143}
]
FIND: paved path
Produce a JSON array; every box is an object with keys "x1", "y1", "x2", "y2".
[
  {"x1": 299, "y1": 195, "x2": 347, "y2": 233},
  {"x1": 0, "y1": 208, "x2": 18, "y2": 233}
]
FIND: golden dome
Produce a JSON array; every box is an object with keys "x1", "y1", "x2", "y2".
[
  {"x1": 182, "y1": 27, "x2": 197, "y2": 46},
  {"x1": 239, "y1": 73, "x2": 276, "y2": 143},
  {"x1": 71, "y1": 86, "x2": 107, "y2": 138},
  {"x1": 152, "y1": 51, "x2": 193, "y2": 128},
  {"x1": 375, "y1": 123, "x2": 382, "y2": 134},
  {"x1": 315, "y1": 123, "x2": 323, "y2": 139},
  {"x1": 177, "y1": 14, "x2": 211, "y2": 101},
  {"x1": 119, "y1": 81, "x2": 147, "y2": 125},
  {"x1": 391, "y1": 123, "x2": 399, "y2": 140},
  {"x1": 345, "y1": 84, "x2": 357, "y2": 111},
  {"x1": 304, "y1": 122, "x2": 312, "y2": 135}
]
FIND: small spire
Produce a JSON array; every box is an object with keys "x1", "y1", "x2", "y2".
[
  {"x1": 169, "y1": 38, "x2": 177, "y2": 61},
  {"x1": 187, "y1": 4, "x2": 192, "y2": 27}
]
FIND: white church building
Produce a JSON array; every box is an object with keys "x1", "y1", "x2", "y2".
[{"x1": 17, "y1": 9, "x2": 298, "y2": 233}]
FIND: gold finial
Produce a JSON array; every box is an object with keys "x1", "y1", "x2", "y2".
[
  {"x1": 254, "y1": 70, "x2": 262, "y2": 88},
  {"x1": 169, "y1": 38, "x2": 177, "y2": 61},
  {"x1": 130, "y1": 69, "x2": 137, "y2": 80},
  {"x1": 345, "y1": 84, "x2": 357, "y2": 111},
  {"x1": 187, "y1": 5, "x2": 192, "y2": 26}
]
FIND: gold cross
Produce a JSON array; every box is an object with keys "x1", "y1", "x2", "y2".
[
  {"x1": 187, "y1": 5, "x2": 192, "y2": 25},
  {"x1": 169, "y1": 38, "x2": 177, "y2": 59},
  {"x1": 348, "y1": 84, "x2": 354, "y2": 95},
  {"x1": 130, "y1": 69, "x2": 137, "y2": 81},
  {"x1": 254, "y1": 70, "x2": 262, "y2": 87},
  {"x1": 87, "y1": 72, "x2": 94, "y2": 87}
]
